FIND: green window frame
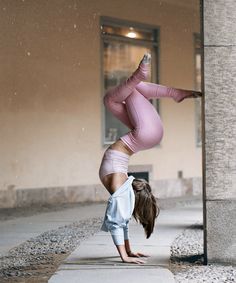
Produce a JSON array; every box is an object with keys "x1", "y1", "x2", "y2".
[
  {"x1": 194, "y1": 33, "x2": 202, "y2": 147},
  {"x1": 100, "y1": 17, "x2": 160, "y2": 145}
]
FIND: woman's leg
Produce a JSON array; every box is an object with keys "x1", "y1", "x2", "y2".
[
  {"x1": 103, "y1": 54, "x2": 164, "y2": 153},
  {"x1": 136, "y1": 82, "x2": 202, "y2": 103},
  {"x1": 103, "y1": 55, "x2": 150, "y2": 129},
  {"x1": 120, "y1": 89, "x2": 164, "y2": 153}
]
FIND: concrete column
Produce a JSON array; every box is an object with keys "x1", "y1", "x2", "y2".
[{"x1": 203, "y1": 0, "x2": 236, "y2": 264}]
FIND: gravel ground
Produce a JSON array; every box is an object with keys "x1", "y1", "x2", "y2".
[
  {"x1": 0, "y1": 217, "x2": 102, "y2": 283},
  {"x1": 169, "y1": 223, "x2": 236, "y2": 283},
  {"x1": 3, "y1": 198, "x2": 235, "y2": 282}
]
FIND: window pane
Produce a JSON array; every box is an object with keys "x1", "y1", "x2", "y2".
[
  {"x1": 102, "y1": 24, "x2": 155, "y2": 41},
  {"x1": 103, "y1": 41, "x2": 153, "y2": 144},
  {"x1": 196, "y1": 53, "x2": 201, "y2": 91},
  {"x1": 194, "y1": 34, "x2": 202, "y2": 147}
]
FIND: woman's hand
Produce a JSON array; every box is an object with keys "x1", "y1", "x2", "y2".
[
  {"x1": 127, "y1": 250, "x2": 150, "y2": 258},
  {"x1": 116, "y1": 245, "x2": 147, "y2": 264},
  {"x1": 122, "y1": 256, "x2": 146, "y2": 264}
]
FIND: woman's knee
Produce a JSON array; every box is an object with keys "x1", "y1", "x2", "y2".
[
  {"x1": 136, "y1": 126, "x2": 163, "y2": 148},
  {"x1": 103, "y1": 91, "x2": 115, "y2": 109},
  {"x1": 103, "y1": 92, "x2": 110, "y2": 106},
  {"x1": 103, "y1": 91, "x2": 121, "y2": 115}
]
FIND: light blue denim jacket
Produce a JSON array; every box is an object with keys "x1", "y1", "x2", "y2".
[{"x1": 101, "y1": 176, "x2": 135, "y2": 245}]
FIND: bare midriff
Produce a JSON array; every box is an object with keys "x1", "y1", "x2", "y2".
[
  {"x1": 101, "y1": 139, "x2": 133, "y2": 194},
  {"x1": 109, "y1": 139, "x2": 134, "y2": 156},
  {"x1": 102, "y1": 173, "x2": 128, "y2": 195}
]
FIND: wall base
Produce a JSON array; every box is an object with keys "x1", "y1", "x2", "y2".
[
  {"x1": 206, "y1": 199, "x2": 236, "y2": 265},
  {"x1": 0, "y1": 177, "x2": 202, "y2": 209}
]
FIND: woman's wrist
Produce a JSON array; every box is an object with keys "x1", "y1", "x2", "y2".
[
  {"x1": 116, "y1": 245, "x2": 130, "y2": 261},
  {"x1": 124, "y1": 239, "x2": 132, "y2": 256}
]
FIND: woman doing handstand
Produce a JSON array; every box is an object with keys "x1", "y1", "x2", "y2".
[{"x1": 99, "y1": 54, "x2": 201, "y2": 264}]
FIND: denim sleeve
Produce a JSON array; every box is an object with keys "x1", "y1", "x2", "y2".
[
  {"x1": 102, "y1": 178, "x2": 135, "y2": 246},
  {"x1": 123, "y1": 223, "x2": 129, "y2": 240},
  {"x1": 110, "y1": 223, "x2": 129, "y2": 245},
  {"x1": 110, "y1": 227, "x2": 124, "y2": 246}
]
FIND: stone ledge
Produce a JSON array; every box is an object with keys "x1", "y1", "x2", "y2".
[
  {"x1": 0, "y1": 177, "x2": 202, "y2": 209},
  {"x1": 152, "y1": 177, "x2": 202, "y2": 199},
  {"x1": 0, "y1": 183, "x2": 109, "y2": 209}
]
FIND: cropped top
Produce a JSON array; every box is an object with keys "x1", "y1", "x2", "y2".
[
  {"x1": 99, "y1": 148, "x2": 130, "y2": 181},
  {"x1": 101, "y1": 175, "x2": 135, "y2": 245}
]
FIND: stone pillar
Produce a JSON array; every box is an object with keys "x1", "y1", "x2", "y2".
[{"x1": 203, "y1": 0, "x2": 236, "y2": 264}]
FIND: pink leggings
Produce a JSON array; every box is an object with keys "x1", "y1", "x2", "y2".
[
  {"x1": 104, "y1": 63, "x2": 196, "y2": 153},
  {"x1": 104, "y1": 84, "x2": 164, "y2": 153}
]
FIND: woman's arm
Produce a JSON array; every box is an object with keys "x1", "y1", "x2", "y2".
[
  {"x1": 124, "y1": 238, "x2": 132, "y2": 255},
  {"x1": 124, "y1": 225, "x2": 150, "y2": 258}
]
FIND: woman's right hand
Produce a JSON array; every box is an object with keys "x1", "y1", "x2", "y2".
[
  {"x1": 116, "y1": 244, "x2": 146, "y2": 264},
  {"x1": 122, "y1": 256, "x2": 146, "y2": 264}
]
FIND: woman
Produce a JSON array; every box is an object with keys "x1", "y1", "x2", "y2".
[{"x1": 99, "y1": 54, "x2": 201, "y2": 264}]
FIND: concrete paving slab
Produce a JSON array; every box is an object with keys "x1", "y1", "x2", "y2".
[
  {"x1": 0, "y1": 200, "x2": 203, "y2": 282},
  {"x1": 49, "y1": 268, "x2": 175, "y2": 283},
  {"x1": 62, "y1": 223, "x2": 172, "y2": 267},
  {"x1": 49, "y1": 201, "x2": 203, "y2": 283},
  {"x1": 63, "y1": 244, "x2": 170, "y2": 266}
]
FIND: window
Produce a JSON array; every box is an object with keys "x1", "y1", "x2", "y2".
[
  {"x1": 101, "y1": 17, "x2": 160, "y2": 145},
  {"x1": 194, "y1": 33, "x2": 202, "y2": 147}
]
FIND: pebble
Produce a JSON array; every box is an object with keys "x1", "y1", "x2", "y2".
[
  {"x1": 0, "y1": 217, "x2": 102, "y2": 278},
  {"x1": 170, "y1": 222, "x2": 236, "y2": 283}
]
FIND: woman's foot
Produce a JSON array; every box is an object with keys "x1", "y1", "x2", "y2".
[
  {"x1": 173, "y1": 89, "x2": 202, "y2": 103},
  {"x1": 140, "y1": 53, "x2": 151, "y2": 65},
  {"x1": 127, "y1": 54, "x2": 151, "y2": 86}
]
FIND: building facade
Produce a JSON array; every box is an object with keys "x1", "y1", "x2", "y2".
[{"x1": 0, "y1": 0, "x2": 202, "y2": 208}]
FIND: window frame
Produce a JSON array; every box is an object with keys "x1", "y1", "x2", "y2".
[
  {"x1": 100, "y1": 16, "x2": 160, "y2": 146},
  {"x1": 194, "y1": 32, "x2": 202, "y2": 148}
]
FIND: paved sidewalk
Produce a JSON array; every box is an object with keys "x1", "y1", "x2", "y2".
[
  {"x1": 0, "y1": 203, "x2": 105, "y2": 257},
  {"x1": 49, "y1": 201, "x2": 203, "y2": 283},
  {"x1": 0, "y1": 200, "x2": 202, "y2": 282}
]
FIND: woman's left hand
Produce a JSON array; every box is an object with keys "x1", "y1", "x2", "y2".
[{"x1": 127, "y1": 251, "x2": 150, "y2": 258}]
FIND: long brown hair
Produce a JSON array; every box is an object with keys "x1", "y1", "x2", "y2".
[{"x1": 132, "y1": 178, "x2": 160, "y2": 238}]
